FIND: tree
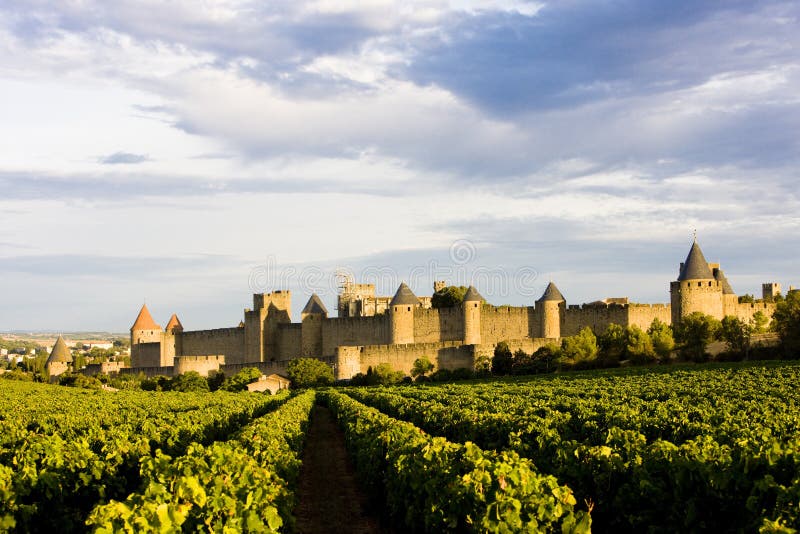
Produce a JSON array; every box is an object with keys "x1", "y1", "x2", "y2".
[
  {"x1": 222, "y1": 367, "x2": 262, "y2": 392},
  {"x1": 772, "y1": 290, "x2": 800, "y2": 357},
  {"x1": 648, "y1": 319, "x2": 675, "y2": 359},
  {"x1": 751, "y1": 311, "x2": 769, "y2": 334},
  {"x1": 431, "y1": 285, "x2": 468, "y2": 309},
  {"x1": 738, "y1": 294, "x2": 756, "y2": 304},
  {"x1": 287, "y1": 358, "x2": 334, "y2": 388},
  {"x1": 719, "y1": 316, "x2": 753, "y2": 358},
  {"x1": 560, "y1": 327, "x2": 599, "y2": 364},
  {"x1": 491, "y1": 342, "x2": 514, "y2": 375},
  {"x1": 171, "y1": 371, "x2": 210, "y2": 392},
  {"x1": 626, "y1": 325, "x2": 656, "y2": 364},
  {"x1": 373, "y1": 363, "x2": 405, "y2": 385},
  {"x1": 674, "y1": 312, "x2": 720, "y2": 361},
  {"x1": 411, "y1": 356, "x2": 434, "y2": 379},
  {"x1": 598, "y1": 324, "x2": 627, "y2": 363}
]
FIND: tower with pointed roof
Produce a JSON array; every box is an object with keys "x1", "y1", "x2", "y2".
[
  {"x1": 537, "y1": 282, "x2": 565, "y2": 338},
  {"x1": 301, "y1": 293, "x2": 327, "y2": 357},
  {"x1": 390, "y1": 282, "x2": 418, "y2": 344},
  {"x1": 46, "y1": 335, "x2": 72, "y2": 379},
  {"x1": 670, "y1": 239, "x2": 725, "y2": 324},
  {"x1": 462, "y1": 285, "x2": 483, "y2": 344},
  {"x1": 161, "y1": 313, "x2": 183, "y2": 366},
  {"x1": 130, "y1": 304, "x2": 164, "y2": 367}
]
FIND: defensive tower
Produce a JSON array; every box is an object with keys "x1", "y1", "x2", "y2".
[
  {"x1": 301, "y1": 293, "x2": 327, "y2": 357},
  {"x1": 537, "y1": 282, "x2": 565, "y2": 339},
  {"x1": 390, "y1": 282, "x2": 418, "y2": 345},
  {"x1": 670, "y1": 240, "x2": 724, "y2": 324},
  {"x1": 462, "y1": 285, "x2": 483, "y2": 345},
  {"x1": 46, "y1": 335, "x2": 72, "y2": 379}
]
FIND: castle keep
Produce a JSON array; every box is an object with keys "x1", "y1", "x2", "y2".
[{"x1": 126, "y1": 240, "x2": 780, "y2": 380}]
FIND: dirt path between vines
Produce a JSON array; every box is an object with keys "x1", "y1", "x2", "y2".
[{"x1": 294, "y1": 405, "x2": 393, "y2": 534}]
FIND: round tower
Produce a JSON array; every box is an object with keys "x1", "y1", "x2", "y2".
[
  {"x1": 669, "y1": 240, "x2": 724, "y2": 324},
  {"x1": 163, "y1": 313, "x2": 183, "y2": 366},
  {"x1": 130, "y1": 304, "x2": 163, "y2": 367},
  {"x1": 46, "y1": 335, "x2": 72, "y2": 380},
  {"x1": 462, "y1": 285, "x2": 483, "y2": 345},
  {"x1": 301, "y1": 293, "x2": 328, "y2": 357},
  {"x1": 390, "y1": 282, "x2": 418, "y2": 345},
  {"x1": 537, "y1": 282, "x2": 565, "y2": 339}
]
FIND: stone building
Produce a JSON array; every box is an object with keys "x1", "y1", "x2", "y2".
[{"x1": 127, "y1": 240, "x2": 782, "y2": 380}]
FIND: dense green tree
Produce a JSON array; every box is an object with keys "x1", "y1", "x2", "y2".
[
  {"x1": 410, "y1": 356, "x2": 435, "y2": 379},
  {"x1": 648, "y1": 319, "x2": 675, "y2": 359},
  {"x1": 751, "y1": 311, "x2": 769, "y2": 334},
  {"x1": 560, "y1": 327, "x2": 599, "y2": 364},
  {"x1": 491, "y1": 341, "x2": 514, "y2": 375},
  {"x1": 287, "y1": 358, "x2": 334, "y2": 388},
  {"x1": 171, "y1": 371, "x2": 210, "y2": 392},
  {"x1": 772, "y1": 290, "x2": 800, "y2": 357},
  {"x1": 373, "y1": 363, "x2": 405, "y2": 385},
  {"x1": 598, "y1": 324, "x2": 627, "y2": 363},
  {"x1": 738, "y1": 294, "x2": 756, "y2": 304},
  {"x1": 222, "y1": 367, "x2": 262, "y2": 392},
  {"x1": 626, "y1": 325, "x2": 657, "y2": 364},
  {"x1": 675, "y1": 312, "x2": 721, "y2": 361},
  {"x1": 719, "y1": 316, "x2": 753, "y2": 357},
  {"x1": 206, "y1": 371, "x2": 226, "y2": 391},
  {"x1": 431, "y1": 285, "x2": 468, "y2": 308}
]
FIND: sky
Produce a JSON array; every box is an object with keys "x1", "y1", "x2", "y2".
[{"x1": 1, "y1": 0, "x2": 798, "y2": 331}]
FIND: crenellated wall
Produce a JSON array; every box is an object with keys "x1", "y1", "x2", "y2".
[
  {"x1": 180, "y1": 328, "x2": 246, "y2": 364},
  {"x1": 335, "y1": 341, "x2": 474, "y2": 378},
  {"x1": 322, "y1": 315, "x2": 389, "y2": 355},
  {"x1": 725, "y1": 301, "x2": 776, "y2": 324},
  {"x1": 174, "y1": 355, "x2": 225, "y2": 377},
  {"x1": 413, "y1": 307, "x2": 463, "y2": 343},
  {"x1": 480, "y1": 306, "x2": 537, "y2": 343}
]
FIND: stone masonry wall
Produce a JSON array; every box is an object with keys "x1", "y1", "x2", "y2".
[
  {"x1": 133, "y1": 341, "x2": 161, "y2": 368},
  {"x1": 322, "y1": 315, "x2": 389, "y2": 356},
  {"x1": 413, "y1": 307, "x2": 463, "y2": 343},
  {"x1": 180, "y1": 328, "x2": 245, "y2": 364},
  {"x1": 480, "y1": 306, "x2": 536, "y2": 344}
]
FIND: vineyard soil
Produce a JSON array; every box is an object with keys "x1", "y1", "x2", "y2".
[{"x1": 294, "y1": 405, "x2": 391, "y2": 534}]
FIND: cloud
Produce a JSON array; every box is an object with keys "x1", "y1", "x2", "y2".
[{"x1": 98, "y1": 152, "x2": 150, "y2": 164}]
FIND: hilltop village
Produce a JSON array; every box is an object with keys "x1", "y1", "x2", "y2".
[{"x1": 46, "y1": 240, "x2": 784, "y2": 380}]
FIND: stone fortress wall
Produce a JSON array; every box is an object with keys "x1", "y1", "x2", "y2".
[{"x1": 119, "y1": 240, "x2": 789, "y2": 381}]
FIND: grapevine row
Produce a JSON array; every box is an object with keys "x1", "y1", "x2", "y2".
[
  {"x1": 319, "y1": 389, "x2": 592, "y2": 533},
  {"x1": 86, "y1": 390, "x2": 316, "y2": 532}
]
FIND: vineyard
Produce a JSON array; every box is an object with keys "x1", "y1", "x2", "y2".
[{"x1": 1, "y1": 362, "x2": 799, "y2": 532}]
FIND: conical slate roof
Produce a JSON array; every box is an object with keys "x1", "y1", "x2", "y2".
[
  {"x1": 463, "y1": 285, "x2": 483, "y2": 302},
  {"x1": 678, "y1": 241, "x2": 714, "y2": 281},
  {"x1": 165, "y1": 313, "x2": 183, "y2": 332},
  {"x1": 302, "y1": 293, "x2": 328, "y2": 315},
  {"x1": 390, "y1": 282, "x2": 419, "y2": 306},
  {"x1": 47, "y1": 335, "x2": 72, "y2": 364},
  {"x1": 537, "y1": 282, "x2": 565, "y2": 303},
  {"x1": 131, "y1": 304, "x2": 162, "y2": 331},
  {"x1": 714, "y1": 269, "x2": 735, "y2": 295}
]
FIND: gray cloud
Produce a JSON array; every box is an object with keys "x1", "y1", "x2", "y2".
[{"x1": 99, "y1": 152, "x2": 150, "y2": 165}]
